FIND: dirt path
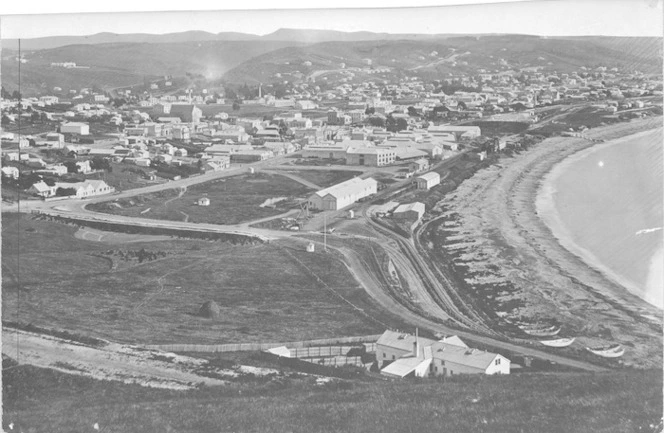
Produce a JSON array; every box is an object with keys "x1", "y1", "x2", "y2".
[
  {"x1": 2, "y1": 328, "x2": 227, "y2": 389},
  {"x1": 261, "y1": 169, "x2": 322, "y2": 189}
]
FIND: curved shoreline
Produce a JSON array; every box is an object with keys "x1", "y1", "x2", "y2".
[
  {"x1": 535, "y1": 128, "x2": 663, "y2": 308},
  {"x1": 434, "y1": 116, "x2": 662, "y2": 368}
]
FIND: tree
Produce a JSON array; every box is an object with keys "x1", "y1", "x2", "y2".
[
  {"x1": 11, "y1": 90, "x2": 21, "y2": 100},
  {"x1": 232, "y1": 101, "x2": 241, "y2": 111},
  {"x1": 367, "y1": 116, "x2": 385, "y2": 128},
  {"x1": 63, "y1": 161, "x2": 79, "y2": 174},
  {"x1": 386, "y1": 115, "x2": 408, "y2": 133},
  {"x1": 56, "y1": 187, "x2": 77, "y2": 197},
  {"x1": 1, "y1": 114, "x2": 11, "y2": 125},
  {"x1": 224, "y1": 87, "x2": 237, "y2": 101},
  {"x1": 90, "y1": 156, "x2": 111, "y2": 171},
  {"x1": 1, "y1": 86, "x2": 11, "y2": 100},
  {"x1": 365, "y1": 107, "x2": 375, "y2": 115},
  {"x1": 407, "y1": 106, "x2": 419, "y2": 117}
]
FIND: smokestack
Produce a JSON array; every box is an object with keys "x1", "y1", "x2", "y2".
[{"x1": 413, "y1": 328, "x2": 420, "y2": 358}]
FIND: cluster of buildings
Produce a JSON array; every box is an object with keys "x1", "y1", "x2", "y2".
[
  {"x1": 2, "y1": 56, "x2": 660, "y2": 201},
  {"x1": 26, "y1": 179, "x2": 114, "y2": 199},
  {"x1": 376, "y1": 330, "x2": 510, "y2": 378},
  {"x1": 300, "y1": 125, "x2": 478, "y2": 167}
]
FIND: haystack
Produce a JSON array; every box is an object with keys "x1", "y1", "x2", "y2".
[{"x1": 198, "y1": 300, "x2": 221, "y2": 319}]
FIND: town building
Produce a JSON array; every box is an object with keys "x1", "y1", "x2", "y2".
[
  {"x1": 61, "y1": 122, "x2": 90, "y2": 135},
  {"x1": 392, "y1": 202, "x2": 425, "y2": 222},
  {"x1": 308, "y1": 177, "x2": 377, "y2": 211},
  {"x1": 346, "y1": 147, "x2": 396, "y2": 167},
  {"x1": 1, "y1": 166, "x2": 20, "y2": 179},
  {"x1": 53, "y1": 180, "x2": 114, "y2": 198},
  {"x1": 302, "y1": 143, "x2": 352, "y2": 160},
  {"x1": 202, "y1": 157, "x2": 230, "y2": 172},
  {"x1": 28, "y1": 181, "x2": 57, "y2": 198},
  {"x1": 409, "y1": 158, "x2": 429, "y2": 173},
  {"x1": 416, "y1": 172, "x2": 441, "y2": 190},
  {"x1": 376, "y1": 330, "x2": 510, "y2": 378},
  {"x1": 162, "y1": 104, "x2": 203, "y2": 124},
  {"x1": 428, "y1": 125, "x2": 481, "y2": 140}
]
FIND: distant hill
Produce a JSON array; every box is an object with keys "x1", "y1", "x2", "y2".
[
  {"x1": 1, "y1": 40, "x2": 304, "y2": 95},
  {"x1": 222, "y1": 35, "x2": 663, "y2": 84},
  {"x1": 260, "y1": 28, "x2": 461, "y2": 43},
  {"x1": 2, "y1": 31, "x2": 660, "y2": 96},
  {"x1": 1, "y1": 31, "x2": 261, "y2": 51},
  {"x1": 2, "y1": 28, "x2": 477, "y2": 52}
]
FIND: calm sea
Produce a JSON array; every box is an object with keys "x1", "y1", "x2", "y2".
[{"x1": 548, "y1": 128, "x2": 663, "y2": 308}]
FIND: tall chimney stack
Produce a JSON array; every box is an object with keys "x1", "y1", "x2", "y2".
[{"x1": 413, "y1": 328, "x2": 420, "y2": 358}]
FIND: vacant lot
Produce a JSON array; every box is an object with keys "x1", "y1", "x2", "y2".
[
  {"x1": 88, "y1": 172, "x2": 313, "y2": 225},
  {"x1": 4, "y1": 362, "x2": 661, "y2": 433},
  {"x1": 283, "y1": 169, "x2": 361, "y2": 188},
  {"x1": 2, "y1": 214, "x2": 394, "y2": 345}
]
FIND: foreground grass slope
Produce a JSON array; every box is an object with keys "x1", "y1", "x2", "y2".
[
  {"x1": 2, "y1": 213, "x2": 398, "y2": 344},
  {"x1": 3, "y1": 363, "x2": 661, "y2": 433}
]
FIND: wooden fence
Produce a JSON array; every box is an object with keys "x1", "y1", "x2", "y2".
[
  {"x1": 144, "y1": 334, "x2": 381, "y2": 354},
  {"x1": 306, "y1": 356, "x2": 364, "y2": 367}
]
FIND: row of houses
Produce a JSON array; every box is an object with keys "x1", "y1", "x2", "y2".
[{"x1": 27, "y1": 179, "x2": 114, "y2": 198}]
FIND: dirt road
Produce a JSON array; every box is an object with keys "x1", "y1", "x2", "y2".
[{"x1": 3, "y1": 328, "x2": 281, "y2": 389}]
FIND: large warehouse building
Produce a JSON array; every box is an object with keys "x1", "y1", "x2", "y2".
[{"x1": 308, "y1": 177, "x2": 378, "y2": 211}]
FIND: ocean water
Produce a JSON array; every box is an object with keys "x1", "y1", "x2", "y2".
[{"x1": 544, "y1": 128, "x2": 663, "y2": 308}]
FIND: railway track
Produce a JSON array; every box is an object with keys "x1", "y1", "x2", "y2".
[{"x1": 362, "y1": 208, "x2": 499, "y2": 336}]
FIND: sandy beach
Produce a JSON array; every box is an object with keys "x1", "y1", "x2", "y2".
[{"x1": 434, "y1": 117, "x2": 663, "y2": 368}]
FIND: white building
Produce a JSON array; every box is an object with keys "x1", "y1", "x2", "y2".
[
  {"x1": 61, "y1": 122, "x2": 90, "y2": 135},
  {"x1": 416, "y1": 172, "x2": 441, "y2": 190},
  {"x1": 376, "y1": 330, "x2": 510, "y2": 378},
  {"x1": 428, "y1": 125, "x2": 481, "y2": 140},
  {"x1": 1, "y1": 166, "x2": 19, "y2": 179},
  {"x1": 28, "y1": 181, "x2": 56, "y2": 197},
  {"x1": 392, "y1": 202, "x2": 425, "y2": 222},
  {"x1": 53, "y1": 180, "x2": 114, "y2": 198},
  {"x1": 308, "y1": 177, "x2": 377, "y2": 211},
  {"x1": 346, "y1": 147, "x2": 396, "y2": 167},
  {"x1": 302, "y1": 143, "x2": 352, "y2": 159}
]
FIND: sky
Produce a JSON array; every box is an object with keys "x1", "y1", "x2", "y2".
[{"x1": 0, "y1": 0, "x2": 662, "y2": 39}]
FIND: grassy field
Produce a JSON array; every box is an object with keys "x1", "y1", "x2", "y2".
[
  {"x1": 3, "y1": 361, "x2": 661, "y2": 433},
  {"x1": 283, "y1": 170, "x2": 361, "y2": 188},
  {"x1": 85, "y1": 163, "x2": 166, "y2": 191},
  {"x1": 88, "y1": 172, "x2": 313, "y2": 225},
  {"x1": 2, "y1": 214, "x2": 399, "y2": 345}
]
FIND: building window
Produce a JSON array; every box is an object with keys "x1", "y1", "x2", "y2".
[
  {"x1": 392, "y1": 355, "x2": 395, "y2": 360},
  {"x1": 495, "y1": 358, "x2": 501, "y2": 365},
  {"x1": 383, "y1": 353, "x2": 386, "y2": 358}
]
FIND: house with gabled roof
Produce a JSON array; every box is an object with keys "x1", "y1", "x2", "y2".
[
  {"x1": 28, "y1": 181, "x2": 56, "y2": 198},
  {"x1": 308, "y1": 177, "x2": 377, "y2": 211},
  {"x1": 376, "y1": 330, "x2": 510, "y2": 378}
]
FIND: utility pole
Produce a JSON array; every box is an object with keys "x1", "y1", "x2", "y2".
[{"x1": 324, "y1": 213, "x2": 327, "y2": 252}]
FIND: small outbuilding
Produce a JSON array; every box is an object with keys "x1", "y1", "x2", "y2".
[
  {"x1": 393, "y1": 202, "x2": 425, "y2": 222},
  {"x1": 306, "y1": 242, "x2": 315, "y2": 252},
  {"x1": 415, "y1": 172, "x2": 440, "y2": 190},
  {"x1": 197, "y1": 197, "x2": 210, "y2": 206}
]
